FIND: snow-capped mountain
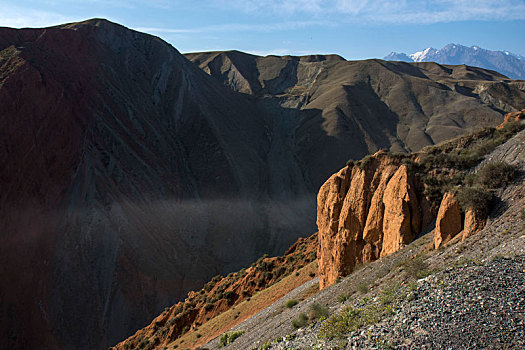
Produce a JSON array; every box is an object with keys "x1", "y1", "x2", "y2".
[
  {"x1": 384, "y1": 44, "x2": 525, "y2": 80},
  {"x1": 409, "y1": 47, "x2": 438, "y2": 62}
]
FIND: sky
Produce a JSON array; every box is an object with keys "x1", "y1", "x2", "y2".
[{"x1": 1, "y1": 0, "x2": 525, "y2": 59}]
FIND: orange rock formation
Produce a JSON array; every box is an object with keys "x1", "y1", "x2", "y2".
[
  {"x1": 498, "y1": 109, "x2": 525, "y2": 128},
  {"x1": 433, "y1": 192, "x2": 463, "y2": 249},
  {"x1": 317, "y1": 153, "x2": 424, "y2": 289}
]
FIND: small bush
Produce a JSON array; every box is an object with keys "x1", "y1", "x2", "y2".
[
  {"x1": 223, "y1": 290, "x2": 235, "y2": 300},
  {"x1": 475, "y1": 161, "x2": 517, "y2": 189},
  {"x1": 456, "y1": 186, "x2": 493, "y2": 215},
  {"x1": 258, "y1": 341, "x2": 271, "y2": 350},
  {"x1": 291, "y1": 313, "x2": 308, "y2": 329},
  {"x1": 338, "y1": 293, "x2": 350, "y2": 303},
  {"x1": 500, "y1": 120, "x2": 525, "y2": 135},
  {"x1": 309, "y1": 303, "x2": 329, "y2": 320},
  {"x1": 357, "y1": 282, "x2": 369, "y2": 294},
  {"x1": 319, "y1": 306, "x2": 380, "y2": 339},
  {"x1": 357, "y1": 155, "x2": 374, "y2": 169},
  {"x1": 405, "y1": 257, "x2": 432, "y2": 280},
  {"x1": 218, "y1": 330, "x2": 244, "y2": 348},
  {"x1": 285, "y1": 299, "x2": 298, "y2": 308}
]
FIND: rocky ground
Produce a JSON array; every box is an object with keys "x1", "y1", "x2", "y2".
[
  {"x1": 346, "y1": 256, "x2": 525, "y2": 349},
  {"x1": 256, "y1": 255, "x2": 525, "y2": 350}
]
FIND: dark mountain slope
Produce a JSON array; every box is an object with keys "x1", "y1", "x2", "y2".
[
  {"x1": 186, "y1": 51, "x2": 525, "y2": 187},
  {"x1": 0, "y1": 19, "x2": 312, "y2": 350}
]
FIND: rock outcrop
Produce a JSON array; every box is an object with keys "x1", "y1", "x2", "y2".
[
  {"x1": 498, "y1": 108, "x2": 525, "y2": 128},
  {"x1": 317, "y1": 153, "x2": 424, "y2": 289},
  {"x1": 461, "y1": 208, "x2": 486, "y2": 241},
  {"x1": 433, "y1": 192, "x2": 463, "y2": 249}
]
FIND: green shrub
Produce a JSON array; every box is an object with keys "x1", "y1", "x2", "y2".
[
  {"x1": 475, "y1": 161, "x2": 517, "y2": 189},
  {"x1": 291, "y1": 313, "x2": 308, "y2": 329},
  {"x1": 258, "y1": 341, "x2": 271, "y2": 350},
  {"x1": 319, "y1": 306, "x2": 380, "y2": 339},
  {"x1": 405, "y1": 256, "x2": 432, "y2": 280},
  {"x1": 456, "y1": 186, "x2": 493, "y2": 215},
  {"x1": 357, "y1": 282, "x2": 369, "y2": 294},
  {"x1": 223, "y1": 291, "x2": 235, "y2": 300},
  {"x1": 338, "y1": 293, "x2": 350, "y2": 303},
  {"x1": 357, "y1": 155, "x2": 374, "y2": 169},
  {"x1": 285, "y1": 299, "x2": 298, "y2": 308},
  {"x1": 309, "y1": 303, "x2": 329, "y2": 320},
  {"x1": 218, "y1": 330, "x2": 244, "y2": 348}
]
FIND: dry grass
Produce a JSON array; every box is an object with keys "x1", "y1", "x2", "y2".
[{"x1": 167, "y1": 261, "x2": 318, "y2": 350}]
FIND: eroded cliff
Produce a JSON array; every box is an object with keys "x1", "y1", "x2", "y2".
[
  {"x1": 317, "y1": 119, "x2": 524, "y2": 288},
  {"x1": 317, "y1": 152, "x2": 427, "y2": 288}
]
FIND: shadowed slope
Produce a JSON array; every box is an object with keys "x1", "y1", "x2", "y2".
[
  {"x1": 186, "y1": 52, "x2": 525, "y2": 188},
  {"x1": 0, "y1": 19, "x2": 313, "y2": 350}
]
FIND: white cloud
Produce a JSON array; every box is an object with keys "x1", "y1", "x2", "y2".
[
  {"x1": 219, "y1": 0, "x2": 525, "y2": 24},
  {"x1": 136, "y1": 20, "x2": 334, "y2": 35},
  {"x1": 0, "y1": 6, "x2": 77, "y2": 28},
  {"x1": 246, "y1": 48, "x2": 313, "y2": 56}
]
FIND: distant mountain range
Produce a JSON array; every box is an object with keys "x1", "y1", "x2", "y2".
[{"x1": 384, "y1": 44, "x2": 525, "y2": 80}]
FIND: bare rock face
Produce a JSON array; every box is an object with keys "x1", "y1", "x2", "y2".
[
  {"x1": 498, "y1": 108, "x2": 525, "y2": 128},
  {"x1": 381, "y1": 166, "x2": 421, "y2": 257},
  {"x1": 433, "y1": 192, "x2": 463, "y2": 249},
  {"x1": 317, "y1": 154, "x2": 423, "y2": 289},
  {"x1": 461, "y1": 208, "x2": 486, "y2": 241}
]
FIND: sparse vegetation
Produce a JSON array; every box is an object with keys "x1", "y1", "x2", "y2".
[
  {"x1": 285, "y1": 299, "x2": 298, "y2": 308},
  {"x1": 258, "y1": 341, "x2": 272, "y2": 350},
  {"x1": 319, "y1": 305, "x2": 380, "y2": 339},
  {"x1": 404, "y1": 256, "x2": 432, "y2": 280},
  {"x1": 475, "y1": 161, "x2": 517, "y2": 189},
  {"x1": 308, "y1": 303, "x2": 330, "y2": 320},
  {"x1": 456, "y1": 186, "x2": 493, "y2": 215},
  {"x1": 319, "y1": 283, "x2": 407, "y2": 340},
  {"x1": 356, "y1": 155, "x2": 374, "y2": 169},
  {"x1": 338, "y1": 293, "x2": 350, "y2": 303},
  {"x1": 357, "y1": 282, "x2": 369, "y2": 294},
  {"x1": 291, "y1": 313, "x2": 308, "y2": 329},
  {"x1": 406, "y1": 122, "x2": 525, "y2": 211},
  {"x1": 218, "y1": 330, "x2": 244, "y2": 348}
]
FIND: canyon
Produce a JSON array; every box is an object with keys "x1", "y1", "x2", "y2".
[{"x1": 1, "y1": 19, "x2": 525, "y2": 349}]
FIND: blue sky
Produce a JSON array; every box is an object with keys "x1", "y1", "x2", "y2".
[{"x1": 1, "y1": 0, "x2": 525, "y2": 59}]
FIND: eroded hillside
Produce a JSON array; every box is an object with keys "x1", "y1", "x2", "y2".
[
  {"x1": 2, "y1": 18, "x2": 525, "y2": 350},
  {"x1": 186, "y1": 50, "x2": 525, "y2": 187}
]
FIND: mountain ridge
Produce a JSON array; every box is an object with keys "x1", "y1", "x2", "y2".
[{"x1": 384, "y1": 43, "x2": 525, "y2": 79}]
